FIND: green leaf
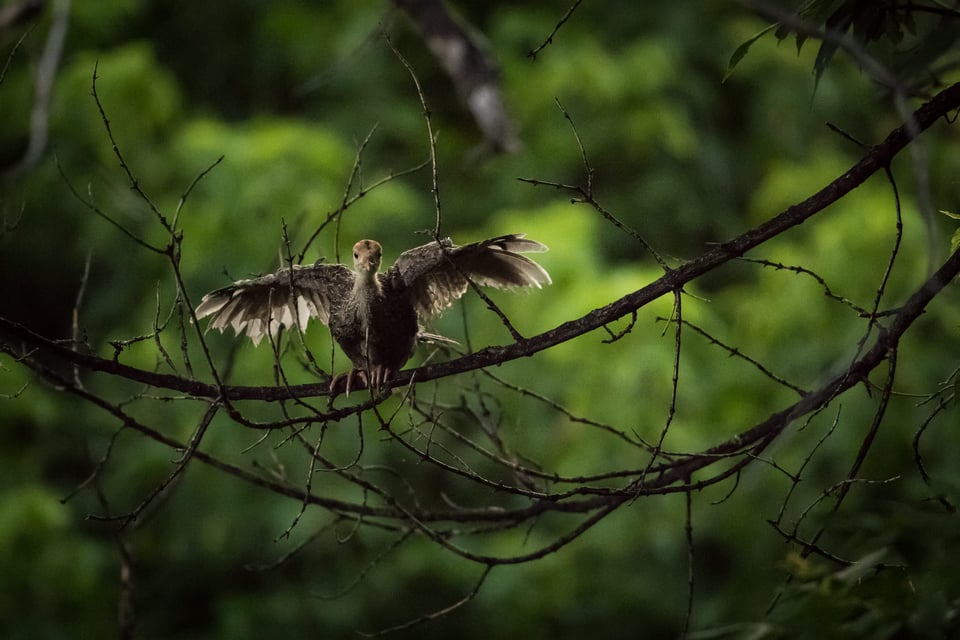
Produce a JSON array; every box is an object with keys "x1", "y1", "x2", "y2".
[
  {"x1": 951, "y1": 228, "x2": 960, "y2": 255},
  {"x1": 939, "y1": 209, "x2": 960, "y2": 220},
  {"x1": 813, "y1": 4, "x2": 856, "y2": 88},
  {"x1": 723, "y1": 25, "x2": 777, "y2": 83}
]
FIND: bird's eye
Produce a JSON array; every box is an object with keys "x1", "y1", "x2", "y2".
[{"x1": 353, "y1": 252, "x2": 359, "y2": 259}]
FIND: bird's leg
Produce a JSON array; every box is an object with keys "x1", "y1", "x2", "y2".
[{"x1": 359, "y1": 325, "x2": 383, "y2": 395}]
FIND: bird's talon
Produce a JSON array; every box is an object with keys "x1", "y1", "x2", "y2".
[{"x1": 329, "y1": 368, "x2": 367, "y2": 397}]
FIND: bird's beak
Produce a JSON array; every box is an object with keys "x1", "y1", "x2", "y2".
[{"x1": 357, "y1": 254, "x2": 380, "y2": 273}]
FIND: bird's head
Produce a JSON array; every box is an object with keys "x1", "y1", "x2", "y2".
[{"x1": 352, "y1": 239, "x2": 382, "y2": 280}]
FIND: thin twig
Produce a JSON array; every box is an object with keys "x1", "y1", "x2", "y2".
[
  {"x1": 0, "y1": 22, "x2": 33, "y2": 87},
  {"x1": 360, "y1": 565, "x2": 494, "y2": 636},
  {"x1": 90, "y1": 61, "x2": 171, "y2": 233},
  {"x1": 682, "y1": 487, "x2": 695, "y2": 639},
  {"x1": 669, "y1": 317, "x2": 807, "y2": 397},
  {"x1": 528, "y1": 0, "x2": 584, "y2": 60},
  {"x1": 383, "y1": 34, "x2": 443, "y2": 237},
  {"x1": 521, "y1": 99, "x2": 670, "y2": 270}
]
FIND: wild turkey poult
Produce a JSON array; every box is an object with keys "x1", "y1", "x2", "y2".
[{"x1": 196, "y1": 234, "x2": 551, "y2": 394}]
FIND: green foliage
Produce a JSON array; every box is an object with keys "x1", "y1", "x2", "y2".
[
  {"x1": 725, "y1": 24, "x2": 773, "y2": 82},
  {"x1": 941, "y1": 208, "x2": 960, "y2": 254},
  {"x1": 727, "y1": 0, "x2": 959, "y2": 92},
  {"x1": 2, "y1": 0, "x2": 960, "y2": 638},
  {"x1": 766, "y1": 499, "x2": 960, "y2": 639},
  {"x1": 0, "y1": 485, "x2": 113, "y2": 639},
  {"x1": 53, "y1": 44, "x2": 183, "y2": 167}
]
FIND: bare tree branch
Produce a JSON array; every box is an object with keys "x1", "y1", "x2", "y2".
[
  {"x1": 3, "y1": 0, "x2": 69, "y2": 177},
  {"x1": 0, "y1": 0, "x2": 44, "y2": 33},
  {"x1": 392, "y1": 0, "x2": 520, "y2": 152}
]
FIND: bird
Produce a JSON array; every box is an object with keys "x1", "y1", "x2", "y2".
[{"x1": 195, "y1": 234, "x2": 551, "y2": 394}]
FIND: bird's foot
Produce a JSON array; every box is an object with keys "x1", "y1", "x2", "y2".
[
  {"x1": 329, "y1": 369, "x2": 366, "y2": 397},
  {"x1": 328, "y1": 367, "x2": 393, "y2": 397},
  {"x1": 368, "y1": 365, "x2": 392, "y2": 393}
]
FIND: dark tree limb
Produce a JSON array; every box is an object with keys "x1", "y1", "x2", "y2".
[
  {"x1": 0, "y1": 0, "x2": 44, "y2": 33},
  {"x1": 2, "y1": 0, "x2": 69, "y2": 178},
  {"x1": 392, "y1": 0, "x2": 520, "y2": 152}
]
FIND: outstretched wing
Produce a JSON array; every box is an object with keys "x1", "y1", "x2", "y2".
[
  {"x1": 195, "y1": 264, "x2": 354, "y2": 345},
  {"x1": 390, "y1": 234, "x2": 551, "y2": 319}
]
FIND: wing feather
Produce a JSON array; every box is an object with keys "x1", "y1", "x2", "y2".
[
  {"x1": 196, "y1": 264, "x2": 354, "y2": 345},
  {"x1": 391, "y1": 234, "x2": 551, "y2": 319}
]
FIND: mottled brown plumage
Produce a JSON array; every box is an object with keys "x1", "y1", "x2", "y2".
[{"x1": 196, "y1": 235, "x2": 551, "y2": 393}]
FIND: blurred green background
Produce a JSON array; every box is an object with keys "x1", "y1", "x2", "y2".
[{"x1": 2, "y1": 1, "x2": 960, "y2": 638}]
